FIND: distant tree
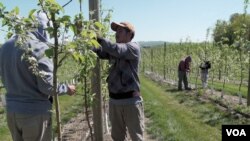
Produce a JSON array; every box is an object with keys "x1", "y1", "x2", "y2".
[
  {"x1": 213, "y1": 13, "x2": 250, "y2": 46},
  {"x1": 213, "y1": 20, "x2": 231, "y2": 45},
  {"x1": 230, "y1": 13, "x2": 250, "y2": 41}
]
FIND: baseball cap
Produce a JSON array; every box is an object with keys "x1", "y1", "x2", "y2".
[{"x1": 111, "y1": 22, "x2": 135, "y2": 34}]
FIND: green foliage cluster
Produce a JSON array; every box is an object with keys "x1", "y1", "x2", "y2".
[
  {"x1": 213, "y1": 1, "x2": 250, "y2": 48},
  {"x1": 0, "y1": 0, "x2": 113, "y2": 140},
  {"x1": 213, "y1": 14, "x2": 250, "y2": 46}
]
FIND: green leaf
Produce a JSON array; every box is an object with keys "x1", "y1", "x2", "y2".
[
  {"x1": 46, "y1": 27, "x2": 54, "y2": 35},
  {"x1": 104, "y1": 12, "x2": 112, "y2": 23},
  {"x1": 89, "y1": 31, "x2": 96, "y2": 39},
  {"x1": 94, "y1": 22, "x2": 104, "y2": 30},
  {"x1": 70, "y1": 24, "x2": 77, "y2": 35},
  {"x1": 28, "y1": 9, "x2": 37, "y2": 19},
  {"x1": 91, "y1": 39, "x2": 100, "y2": 48},
  {"x1": 2, "y1": 19, "x2": 7, "y2": 26},
  {"x1": 72, "y1": 53, "x2": 80, "y2": 61},
  {"x1": 60, "y1": 15, "x2": 71, "y2": 23},
  {"x1": 45, "y1": 48, "x2": 54, "y2": 58},
  {"x1": 7, "y1": 32, "x2": 13, "y2": 39},
  {"x1": 78, "y1": 55, "x2": 85, "y2": 63},
  {"x1": 14, "y1": 7, "x2": 19, "y2": 14},
  {"x1": 0, "y1": 2, "x2": 3, "y2": 8},
  {"x1": 81, "y1": 30, "x2": 87, "y2": 37},
  {"x1": 89, "y1": 51, "x2": 97, "y2": 59}
]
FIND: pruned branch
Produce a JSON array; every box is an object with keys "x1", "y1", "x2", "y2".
[
  {"x1": 62, "y1": 0, "x2": 73, "y2": 8},
  {"x1": 58, "y1": 52, "x2": 70, "y2": 67},
  {"x1": 38, "y1": 0, "x2": 51, "y2": 23}
]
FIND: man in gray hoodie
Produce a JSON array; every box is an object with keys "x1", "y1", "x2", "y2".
[{"x1": 0, "y1": 12, "x2": 75, "y2": 141}]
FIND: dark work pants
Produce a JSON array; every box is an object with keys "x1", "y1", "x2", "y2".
[
  {"x1": 7, "y1": 112, "x2": 52, "y2": 141},
  {"x1": 178, "y1": 71, "x2": 188, "y2": 90},
  {"x1": 109, "y1": 102, "x2": 144, "y2": 141}
]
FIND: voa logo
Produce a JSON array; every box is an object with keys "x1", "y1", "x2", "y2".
[{"x1": 226, "y1": 129, "x2": 246, "y2": 136}]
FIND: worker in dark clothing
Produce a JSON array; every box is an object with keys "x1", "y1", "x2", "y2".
[{"x1": 178, "y1": 56, "x2": 192, "y2": 90}]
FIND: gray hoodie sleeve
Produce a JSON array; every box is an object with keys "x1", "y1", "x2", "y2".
[
  {"x1": 31, "y1": 40, "x2": 68, "y2": 96},
  {"x1": 36, "y1": 57, "x2": 68, "y2": 96}
]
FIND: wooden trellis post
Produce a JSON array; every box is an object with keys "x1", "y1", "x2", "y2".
[
  {"x1": 89, "y1": 0, "x2": 104, "y2": 140},
  {"x1": 247, "y1": 52, "x2": 250, "y2": 106},
  {"x1": 163, "y1": 42, "x2": 166, "y2": 79}
]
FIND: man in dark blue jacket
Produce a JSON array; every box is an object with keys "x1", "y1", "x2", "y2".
[
  {"x1": 0, "y1": 12, "x2": 75, "y2": 141},
  {"x1": 95, "y1": 21, "x2": 144, "y2": 141}
]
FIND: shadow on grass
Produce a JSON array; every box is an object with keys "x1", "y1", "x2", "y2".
[
  {"x1": 165, "y1": 88, "x2": 196, "y2": 93},
  {"x1": 165, "y1": 88, "x2": 180, "y2": 93}
]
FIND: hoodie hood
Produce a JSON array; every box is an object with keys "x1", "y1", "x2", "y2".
[
  {"x1": 185, "y1": 56, "x2": 192, "y2": 63},
  {"x1": 32, "y1": 11, "x2": 49, "y2": 42}
]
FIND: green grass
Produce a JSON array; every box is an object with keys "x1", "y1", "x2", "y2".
[
  {"x1": 0, "y1": 107, "x2": 12, "y2": 141},
  {"x1": 58, "y1": 93, "x2": 83, "y2": 124},
  {"x1": 189, "y1": 77, "x2": 248, "y2": 98},
  {"x1": 141, "y1": 75, "x2": 222, "y2": 141},
  {"x1": 142, "y1": 74, "x2": 250, "y2": 140},
  {"x1": 172, "y1": 89, "x2": 249, "y2": 125},
  {"x1": 0, "y1": 91, "x2": 12, "y2": 141},
  {"x1": 208, "y1": 80, "x2": 247, "y2": 97}
]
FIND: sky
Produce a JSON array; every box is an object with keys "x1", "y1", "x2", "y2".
[{"x1": 0, "y1": 0, "x2": 248, "y2": 43}]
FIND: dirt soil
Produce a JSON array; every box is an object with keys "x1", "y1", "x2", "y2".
[
  {"x1": 62, "y1": 108, "x2": 156, "y2": 141},
  {"x1": 62, "y1": 113, "x2": 91, "y2": 141}
]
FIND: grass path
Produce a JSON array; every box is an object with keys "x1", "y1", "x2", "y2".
[{"x1": 141, "y1": 75, "x2": 221, "y2": 141}]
